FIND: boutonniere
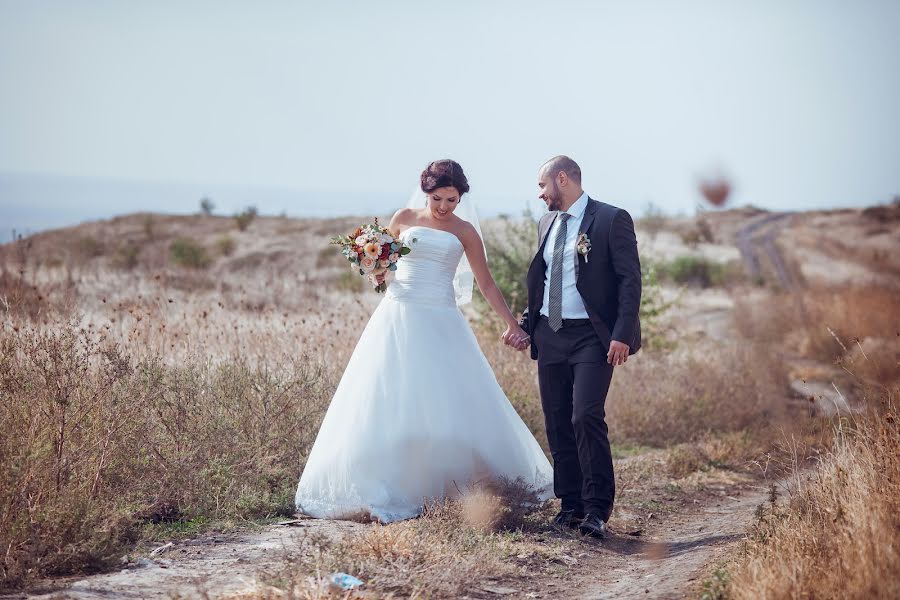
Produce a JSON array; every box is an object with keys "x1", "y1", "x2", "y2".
[{"x1": 576, "y1": 233, "x2": 592, "y2": 262}]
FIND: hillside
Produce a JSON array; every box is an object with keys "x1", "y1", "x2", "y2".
[{"x1": 1, "y1": 203, "x2": 898, "y2": 599}]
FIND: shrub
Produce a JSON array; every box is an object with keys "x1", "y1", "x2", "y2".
[
  {"x1": 479, "y1": 212, "x2": 536, "y2": 315},
  {"x1": 76, "y1": 236, "x2": 104, "y2": 258},
  {"x1": 657, "y1": 255, "x2": 736, "y2": 288},
  {"x1": 114, "y1": 242, "x2": 141, "y2": 270},
  {"x1": 234, "y1": 206, "x2": 258, "y2": 232},
  {"x1": 637, "y1": 201, "x2": 667, "y2": 241},
  {"x1": 215, "y1": 235, "x2": 236, "y2": 257},
  {"x1": 170, "y1": 238, "x2": 211, "y2": 269},
  {"x1": 680, "y1": 217, "x2": 715, "y2": 247},
  {"x1": 638, "y1": 261, "x2": 676, "y2": 350},
  {"x1": 479, "y1": 213, "x2": 673, "y2": 348},
  {"x1": 142, "y1": 215, "x2": 156, "y2": 240},
  {"x1": 200, "y1": 197, "x2": 215, "y2": 215}
]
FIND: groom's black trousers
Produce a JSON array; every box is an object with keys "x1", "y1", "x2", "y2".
[{"x1": 533, "y1": 316, "x2": 615, "y2": 521}]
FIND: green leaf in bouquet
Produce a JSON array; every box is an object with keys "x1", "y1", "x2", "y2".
[{"x1": 400, "y1": 247, "x2": 412, "y2": 256}]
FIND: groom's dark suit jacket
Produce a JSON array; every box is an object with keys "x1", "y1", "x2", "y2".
[{"x1": 520, "y1": 198, "x2": 642, "y2": 361}]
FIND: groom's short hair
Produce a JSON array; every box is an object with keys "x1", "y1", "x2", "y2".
[{"x1": 542, "y1": 155, "x2": 582, "y2": 184}]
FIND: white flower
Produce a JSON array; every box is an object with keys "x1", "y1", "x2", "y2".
[
  {"x1": 354, "y1": 236, "x2": 368, "y2": 247},
  {"x1": 380, "y1": 233, "x2": 394, "y2": 245},
  {"x1": 576, "y1": 233, "x2": 592, "y2": 262}
]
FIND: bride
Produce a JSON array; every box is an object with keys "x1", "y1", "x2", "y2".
[{"x1": 295, "y1": 159, "x2": 553, "y2": 522}]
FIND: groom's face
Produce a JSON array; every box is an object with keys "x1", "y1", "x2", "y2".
[{"x1": 538, "y1": 170, "x2": 563, "y2": 212}]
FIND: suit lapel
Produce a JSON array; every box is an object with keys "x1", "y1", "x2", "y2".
[
  {"x1": 574, "y1": 199, "x2": 598, "y2": 279},
  {"x1": 538, "y1": 213, "x2": 558, "y2": 252},
  {"x1": 529, "y1": 212, "x2": 558, "y2": 271}
]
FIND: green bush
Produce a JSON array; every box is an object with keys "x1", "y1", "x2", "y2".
[
  {"x1": 479, "y1": 213, "x2": 672, "y2": 347},
  {"x1": 658, "y1": 255, "x2": 737, "y2": 288},
  {"x1": 639, "y1": 261, "x2": 676, "y2": 350},
  {"x1": 478, "y1": 212, "x2": 536, "y2": 316},
  {"x1": 170, "y1": 238, "x2": 211, "y2": 269}
]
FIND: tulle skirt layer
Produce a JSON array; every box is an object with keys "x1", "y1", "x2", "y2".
[{"x1": 295, "y1": 296, "x2": 553, "y2": 522}]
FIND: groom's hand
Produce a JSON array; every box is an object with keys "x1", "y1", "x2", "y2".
[
  {"x1": 607, "y1": 340, "x2": 630, "y2": 365},
  {"x1": 501, "y1": 325, "x2": 530, "y2": 351}
]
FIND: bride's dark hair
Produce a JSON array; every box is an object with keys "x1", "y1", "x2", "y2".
[{"x1": 420, "y1": 159, "x2": 470, "y2": 196}]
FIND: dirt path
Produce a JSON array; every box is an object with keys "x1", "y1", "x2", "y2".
[
  {"x1": 735, "y1": 212, "x2": 795, "y2": 289},
  {"x1": 17, "y1": 479, "x2": 773, "y2": 600},
  {"x1": 575, "y1": 483, "x2": 769, "y2": 599},
  {"x1": 21, "y1": 520, "x2": 367, "y2": 599}
]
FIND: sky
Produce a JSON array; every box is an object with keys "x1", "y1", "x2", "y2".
[{"x1": 1, "y1": 0, "x2": 899, "y2": 237}]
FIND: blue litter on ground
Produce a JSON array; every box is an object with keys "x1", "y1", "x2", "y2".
[{"x1": 331, "y1": 572, "x2": 364, "y2": 590}]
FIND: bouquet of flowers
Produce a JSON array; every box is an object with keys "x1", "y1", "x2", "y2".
[{"x1": 330, "y1": 218, "x2": 414, "y2": 292}]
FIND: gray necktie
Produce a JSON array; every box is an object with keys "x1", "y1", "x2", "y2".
[{"x1": 548, "y1": 213, "x2": 570, "y2": 332}]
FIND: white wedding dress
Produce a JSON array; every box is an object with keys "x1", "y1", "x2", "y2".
[{"x1": 295, "y1": 225, "x2": 553, "y2": 522}]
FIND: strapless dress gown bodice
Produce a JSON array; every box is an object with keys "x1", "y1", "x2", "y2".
[{"x1": 385, "y1": 226, "x2": 464, "y2": 307}]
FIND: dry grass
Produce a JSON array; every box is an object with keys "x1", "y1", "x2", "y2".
[
  {"x1": 716, "y1": 284, "x2": 900, "y2": 599},
  {"x1": 250, "y1": 480, "x2": 559, "y2": 599},
  {"x1": 0, "y1": 323, "x2": 334, "y2": 587},
  {"x1": 735, "y1": 284, "x2": 899, "y2": 366},
  {"x1": 727, "y1": 388, "x2": 899, "y2": 599},
  {"x1": 1, "y1": 211, "x2": 871, "y2": 593},
  {"x1": 608, "y1": 342, "x2": 789, "y2": 450}
]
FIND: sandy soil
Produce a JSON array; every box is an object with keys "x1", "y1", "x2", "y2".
[{"x1": 16, "y1": 479, "x2": 773, "y2": 600}]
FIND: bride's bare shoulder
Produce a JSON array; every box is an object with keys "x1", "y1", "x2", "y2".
[
  {"x1": 454, "y1": 219, "x2": 480, "y2": 244},
  {"x1": 389, "y1": 208, "x2": 416, "y2": 234}
]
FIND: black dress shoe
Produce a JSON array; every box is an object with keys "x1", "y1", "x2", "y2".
[
  {"x1": 552, "y1": 509, "x2": 584, "y2": 529},
  {"x1": 578, "y1": 513, "x2": 608, "y2": 538}
]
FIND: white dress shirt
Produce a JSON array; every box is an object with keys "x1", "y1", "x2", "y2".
[{"x1": 540, "y1": 192, "x2": 590, "y2": 320}]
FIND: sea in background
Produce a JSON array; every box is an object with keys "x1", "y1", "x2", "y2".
[{"x1": 0, "y1": 171, "x2": 549, "y2": 243}]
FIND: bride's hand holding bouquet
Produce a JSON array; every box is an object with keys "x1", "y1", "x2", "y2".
[{"x1": 330, "y1": 218, "x2": 413, "y2": 292}]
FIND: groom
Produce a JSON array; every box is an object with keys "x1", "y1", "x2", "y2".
[{"x1": 507, "y1": 156, "x2": 641, "y2": 538}]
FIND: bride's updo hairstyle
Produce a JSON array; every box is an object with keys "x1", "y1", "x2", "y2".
[{"x1": 420, "y1": 160, "x2": 470, "y2": 196}]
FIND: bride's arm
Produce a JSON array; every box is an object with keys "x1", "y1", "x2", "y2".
[
  {"x1": 376, "y1": 209, "x2": 412, "y2": 286},
  {"x1": 459, "y1": 225, "x2": 530, "y2": 348}
]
